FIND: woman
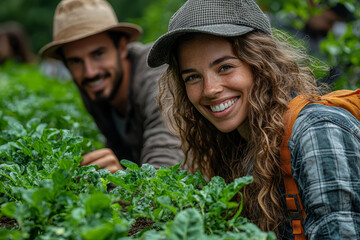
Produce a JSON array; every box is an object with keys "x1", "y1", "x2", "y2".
[{"x1": 147, "y1": 0, "x2": 360, "y2": 239}]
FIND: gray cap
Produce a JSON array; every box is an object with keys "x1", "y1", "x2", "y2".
[{"x1": 147, "y1": 0, "x2": 271, "y2": 68}]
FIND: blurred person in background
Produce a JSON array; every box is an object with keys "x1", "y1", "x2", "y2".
[
  {"x1": 269, "y1": 1, "x2": 355, "y2": 85},
  {"x1": 272, "y1": 2, "x2": 354, "y2": 54},
  {"x1": 0, "y1": 21, "x2": 71, "y2": 81},
  {"x1": 0, "y1": 21, "x2": 37, "y2": 65},
  {"x1": 39, "y1": 0, "x2": 183, "y2": 173}
]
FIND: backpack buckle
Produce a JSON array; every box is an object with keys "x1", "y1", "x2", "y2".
[
  {"x1": 285, "y1": 194, "x2": 303, "y2": 222},
  {"x1": 285, "y1": 194, "x2": 305, "y2": 235}
]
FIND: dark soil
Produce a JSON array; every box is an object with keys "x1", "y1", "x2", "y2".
[
  {"x1": 115, "y1": 199, "x2": 130, "y2": 212},
  {"x1": 107, "y1": 183, "x2": 118, "y2": 192},
  {"x1": 0, "y1": 216, "x2": 17, "y2": 229},
  {"x1": 113, "y1": 199, "x2": 155, "y2": 235},
  {"x1": 128, "y1": 217, "x2": 155, "y2": 236}
]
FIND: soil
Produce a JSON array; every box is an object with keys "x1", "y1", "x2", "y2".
[
  {"x1": 0, "y1": 216, "x2": 17, "y2": 229},
  {"x1": 128, "y1": 217, "x2": 155, "y2": 236},
  {"x1": 114, "y1": 199, "x2": 155, "y2": 235}
]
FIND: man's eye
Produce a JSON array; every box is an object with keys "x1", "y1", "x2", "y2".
[
  {"x1": 94, "y1": 51, "x2": 104, "y2": 57},
  {"x1": 67, "y1": 58, "x2": 81, "y2": 65}
]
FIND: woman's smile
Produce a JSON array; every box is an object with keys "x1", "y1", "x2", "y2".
[{"x1": 209, "y1": 97, "x2": 238, "y2": 113}]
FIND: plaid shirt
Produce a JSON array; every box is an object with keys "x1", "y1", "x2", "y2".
[{"x1": 287, "y1": 103, "x2": 360, "y2": 239}]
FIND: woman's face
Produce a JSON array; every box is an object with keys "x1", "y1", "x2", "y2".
[{"x1": 177, "y1": 34, "x2": 254, "y2": 133}]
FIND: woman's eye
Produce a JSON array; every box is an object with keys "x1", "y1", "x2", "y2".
[
  {"x1": 220, "y1": 65, "x2": 232, "y2": 72},
  {"x1": 184, "y1": 74, "x2": 200, "y2": 82}
]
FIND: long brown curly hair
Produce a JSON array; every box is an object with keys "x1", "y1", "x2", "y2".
[{"x1": 158, "y1": 30, "x2": 327, "y2": 234}]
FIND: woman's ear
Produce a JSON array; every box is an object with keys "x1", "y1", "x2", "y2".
[{"x1": 117, "y1": 36, "x2": 129, "y2": 59}]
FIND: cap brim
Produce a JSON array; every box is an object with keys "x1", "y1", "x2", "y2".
[
  {"x1": 147, "y1": 24, "x2": 254, "y2": 68},
  {"x1": 39, "y1": 23, "x2": 142, "y2": 60}
]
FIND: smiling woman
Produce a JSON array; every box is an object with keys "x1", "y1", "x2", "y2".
[
  {"x1": 147, "y1": 0, "x2": 360, "y2": 239},
  {"x1": 177, "y1": 34, "x2": 253, "y2": 133}
]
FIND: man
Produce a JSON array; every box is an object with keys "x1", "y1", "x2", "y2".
[{"x1": 39, "y1": 0, "x2": 183, "y2": 173}]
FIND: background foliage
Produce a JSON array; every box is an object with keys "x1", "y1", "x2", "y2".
[
  {"x1": 0, "y1": 0, "x2": 174, "y2": 54},
  {"x1": 258, "y1": 0, "x2": 360, "y2": 89},
  {"x1": 1, "y1": 0, "x2": 359, "y2": 89}
]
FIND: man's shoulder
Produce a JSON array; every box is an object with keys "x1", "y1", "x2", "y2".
[
  {"x1": 128, "y1": 42, "x2": 154, "y2": 57},
  {"x1": 128, "y1": 42, "x2": 167, "y2": 84}
]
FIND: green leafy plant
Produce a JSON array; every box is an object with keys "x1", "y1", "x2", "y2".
[{"x1": 0, "y1": 62, "x2": 275, "y2": 239}]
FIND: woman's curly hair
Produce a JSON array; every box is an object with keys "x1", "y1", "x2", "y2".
[{"x1": 158, "y1": 30, "x2": 327, "y2": 233}]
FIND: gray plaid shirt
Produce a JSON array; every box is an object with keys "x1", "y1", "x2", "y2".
[{"x1": 287, "y1": 103, "x2": 360, "y2": 239}]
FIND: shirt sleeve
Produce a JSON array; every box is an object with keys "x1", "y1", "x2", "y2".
[
  {"x1": 288, "y1": 104, "x2": 360, "y2": 240},
  {"x1": 140, "y1": 75, "x2": 184, "y2": 169},
  {"x1": 127, "y1": 43, "x2": 184, "y2": 169}
]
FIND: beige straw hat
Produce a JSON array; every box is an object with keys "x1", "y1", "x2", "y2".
[{"x1": 39, "y1": 0, "x2": 143, "y2": 59}]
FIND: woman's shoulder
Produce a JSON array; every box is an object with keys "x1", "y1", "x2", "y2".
[{"x1": 290, "y1": 103, "x2": 360, "y2": 143}]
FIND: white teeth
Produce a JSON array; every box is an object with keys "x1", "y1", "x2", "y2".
[
  {"x1": 210, "y1": 98, "x2": 238, "y2": 112},
  {"x1": 88, "y1": 79, "x2": 105, "y2": 87},
  {"x1": 220, "y1": 103, "x2": 225, "y2": 111}
]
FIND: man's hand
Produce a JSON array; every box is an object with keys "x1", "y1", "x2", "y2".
[{"x1": 81, "y1": 148, "x2": 124, "y2": 173}]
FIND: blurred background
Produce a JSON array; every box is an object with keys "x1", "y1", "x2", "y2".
[{"x1": 1, "y1": 0, "x2": 359, "y2": 89}]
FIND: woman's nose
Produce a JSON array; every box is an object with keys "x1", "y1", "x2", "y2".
[{"x1": 202, "y1": 75, "x2": 223, "y2": 97}]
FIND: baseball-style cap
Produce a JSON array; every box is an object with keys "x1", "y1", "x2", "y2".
[{"x1": 147, "y1": 0, "x2": 271, "y2": 68}]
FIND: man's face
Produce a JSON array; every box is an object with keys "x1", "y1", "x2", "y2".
[{"x1": 62, "y1": 32, "x2": 124, "y2": 102}]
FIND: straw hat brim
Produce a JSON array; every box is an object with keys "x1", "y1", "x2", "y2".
[
  {"x1": 147, "y1": 24, "x2": 254, "y2": 68},
  {"x1": 39, "y1": 23, "x2": 142, "y2": 60}
]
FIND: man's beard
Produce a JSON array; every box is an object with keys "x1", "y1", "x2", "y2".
[
  {"x1": 93, "y1": 72, "x2": 123, "y2": 103},
  {"x1": 81, "y1": 69, "x2": 123, "y2": 104}
]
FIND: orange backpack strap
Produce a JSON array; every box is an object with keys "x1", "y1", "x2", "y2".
[
  {"x1": 281, "y1": 95, "x2": 310, "y2": 240},
  {"x1": 280, "y1": 89, "x2": 360, "y2": 240}
]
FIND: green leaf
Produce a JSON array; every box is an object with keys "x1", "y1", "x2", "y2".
[
  {"x1": 195, "y1": 170, "x2": 208, "y2": 187},
  {"x1": 52, "y1": 169, "x2": 71, "y2": 188},
  {"x1": 84, "y1": 192, "x2": 111, "y2": 216},
  {"x1": 0, "y1": 229, "x2": 27, "y2": 240},
  {"x1": 82, "y1": 223, "x2": 113, "y2": 240},
  {"x1": 157, "y1": 196, "x2": 178, "y2": 215},
  {"x1": 1, "y1": 202, "x2": 16, "y2": 218},
  {"x1": 167, "y1": 208, "x2": 204, "y2": 240},
  {"x1": 58, "y1": 158, "x2": 75, "y2": 172},
  {"x1": 120, "y1": 159, "x2": 140, "y2": 170}
]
